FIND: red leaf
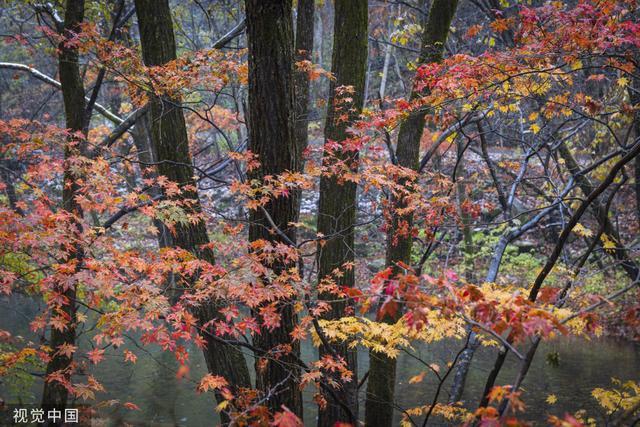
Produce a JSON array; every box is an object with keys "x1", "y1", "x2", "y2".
[
  {"x1": 271, "y1": 406, "x2": 303, "y2": 427},
  {"x1": 123, "y1": 402, "x2": 140, "y2": 411},
  {"x1": 87, "y1": 348, "x2": 105, "y2": 364}
]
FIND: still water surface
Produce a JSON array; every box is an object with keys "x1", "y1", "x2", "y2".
[{"x1": 2, "y1": 295, "x2": 639, "y2": 426}]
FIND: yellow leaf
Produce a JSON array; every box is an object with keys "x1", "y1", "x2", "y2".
[
  {"x1": 601, "y1": 234, "x2": 616, "y2": 252},
  {"x1": 216, "y1": 400, "x2": 229, "y2": 412},
  {"x1": 617, "y1": 77, "x2": 629, "y2": 87},
  {"x1": 572, "y1": 223, "x2": 593, "y2": 238},
  {"x1": 570, "y1": 59, "x2": 583, "y2": 70}
]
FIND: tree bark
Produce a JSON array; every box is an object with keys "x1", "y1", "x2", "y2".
[
  {"x1": 294, "y1": 0, "x2": 315, "y2": 158},
  {"x1": 41, "y1": 0, "x2": 86, "y2": 412},
  {"x1": 364, "y1": 1, "x2": 458, "y2": 426},
  {"x1": 629, "y1": 59, "x2": 640, "y2": 228},
  {"x1": 316, "y1": 1, "x2": 368, "y2": 426},
  {"x1": 244, "y1": 0, "x2": 303, "y2": 417},
  {"x1": 134, "y1": 0, "x2": 252, "y2": 408}
]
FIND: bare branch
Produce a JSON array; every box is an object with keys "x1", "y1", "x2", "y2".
[{"x1": 0, "y1": 62, "x2": 123, "y2": 125}]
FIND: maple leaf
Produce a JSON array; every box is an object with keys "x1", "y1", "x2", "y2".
[
  {"x1": 271, "y1": 406, "x2": 303, "y2": 427},
  {"x1": 260, "y1": 304, "x2": 282, "y2": 330},
  {"x1": 123, "y1": 350, "x2": 137, "y2": 364},
  {"x1": 198, "y1": 374, "x2": 228, "y2": 393},
  {"x1": 600, "y1": 234, "x2": 616, "y2": 253},
  {"x1": 57, "y1": 343, "x2": 77, "y2": 358},
  {"x1": 50, "y1": 315, "x2": 68, "y2": 332},
  {"x1": 87, "y1": 348, "x2": 105, "y2": 364},
  {"x1": 572, "y1": 223, "x2": 593, "y2": 238}
]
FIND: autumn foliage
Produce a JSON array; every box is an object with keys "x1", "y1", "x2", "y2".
[{"x1": 1, "y1": 0, "x2": 640, "y2": 426}]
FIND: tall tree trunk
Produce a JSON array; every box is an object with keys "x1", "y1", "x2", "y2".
[
  {"x1": 244, "y1": 0, "x2": 303, "y2": 417},
  {"x1": 629, "y1": 59, "x2": 640, "y2": 228},
  {"x1": 41, "y1": 0, "x2": 86, "y2": 412},
  {"x1": 364, "y1": 1, "x2": 458, "y2": 426},
  {"x1": 316, "y1": 1, "x2": 368, "y2": 426},
  {"x1": 134, "y1": 0, "x2": 251, "y2": 408},
  {"x1": 294, "y1": 0, "x2": 315, "y2": 158}
]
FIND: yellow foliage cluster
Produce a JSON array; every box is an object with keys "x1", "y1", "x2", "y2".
[
  {"x1": 0, "y1": 347, "x2": 37, "y2": 376},
  {"x1": 592, "y1": 378, "x2": 640, "y2": 416},
  {"x1": 314, "y1": 314, "x2": 465, "y2": 359},
  {"x1": 401, "y1": 402, "x2": 469, "y2": 426}
]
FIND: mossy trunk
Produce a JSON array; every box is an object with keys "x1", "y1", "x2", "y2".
[
  {"x1": 244, "y1": 0, "x2": 303, "y2": 417},
  {"x1": 316, "y1": 1, "x2": 368, "y2": 426},
  {"x1": 134, "y1": 0, "x2": 251, "y2": 406},
  {"x1": 41, "y1": 0, "x2": 86, "y2": 411},
  {"x1": 364, "y1": 1, "x2": 458, "y2": 426}
]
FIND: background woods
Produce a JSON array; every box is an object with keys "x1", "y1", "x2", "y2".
[{"x1": 1, "y1": 1, "x2": 640, "y2": 426}]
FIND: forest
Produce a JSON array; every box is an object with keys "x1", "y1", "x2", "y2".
[{"x1": 0, "y1": 0, "x2": 639, "y2": 426}]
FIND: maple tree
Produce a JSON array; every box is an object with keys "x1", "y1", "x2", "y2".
[{"x1": 1, "y1": 0, "x2": 640, "y2": 426}]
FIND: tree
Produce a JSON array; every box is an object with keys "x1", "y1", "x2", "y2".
[
  {"x1": 364, "y1": 2, "x2": 458, "y2": 425},
  {"x1": 244, "y1": 0, "x2": 303, "y2": 417},
  {"x1": 316, "y1": 1, "x2": 368, "y2": 425},
  {"x1": 41, "y1": 0, "x2": 86, "y2": 411},
  {"x1": 294, "y1": 0, "x2": 315, "y2": 157},
  {"x1": 2, "y1": 1, "x2": 640, "y2": 425},
  {"x1": 629, "y1": 53, "x2": 640, "y2": 227},
  {"x1": 134, "y1": 0, "x2": 251, "y2": 406}
]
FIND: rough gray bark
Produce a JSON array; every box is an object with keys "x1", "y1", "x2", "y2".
[
  {"x1": 364, "y1": 1, "x2": 458, "y2": 426},
  {"x1": 244, "y1": 0, "x2": 303, "y2": 417},
  {"x1": 316, "y1": 1, "x2": 368, "y2": 426},
  {"x1": 134, "y1": 0, "x2": 251, "y2": 408}
]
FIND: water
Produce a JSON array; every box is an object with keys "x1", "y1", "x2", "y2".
[{"x1": 2, "y1": 295, "x2": 639, "y2": 426}]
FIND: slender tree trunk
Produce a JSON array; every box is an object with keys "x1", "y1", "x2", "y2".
[
  {"x1": 629, "y1": 59, "x2": 640, "y2": 228},
  {"x1": 364, "y1": 2, "x2": 458, "y2": 426},
  {"x1": 379, "y1": 43, "x2": 391, "y2": 101},
  {"x1": 134, "y1": 0, "x2": 251, "y2": 408},
  {"x1": 41, "y1": 0, "x2": 86, "y2": 412},
  {"x1": 244, "y1": 0, "x2": 303, "y2": 417},
  {"x1": 294, "y1": 0, "x2": 315, "y2": 158},
  {"x1": 456, "y1": 138, "x2": 475, "y2": 280},
  {"x1": 316, "y1": 1, "x2": 368, "y2": 426}
]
